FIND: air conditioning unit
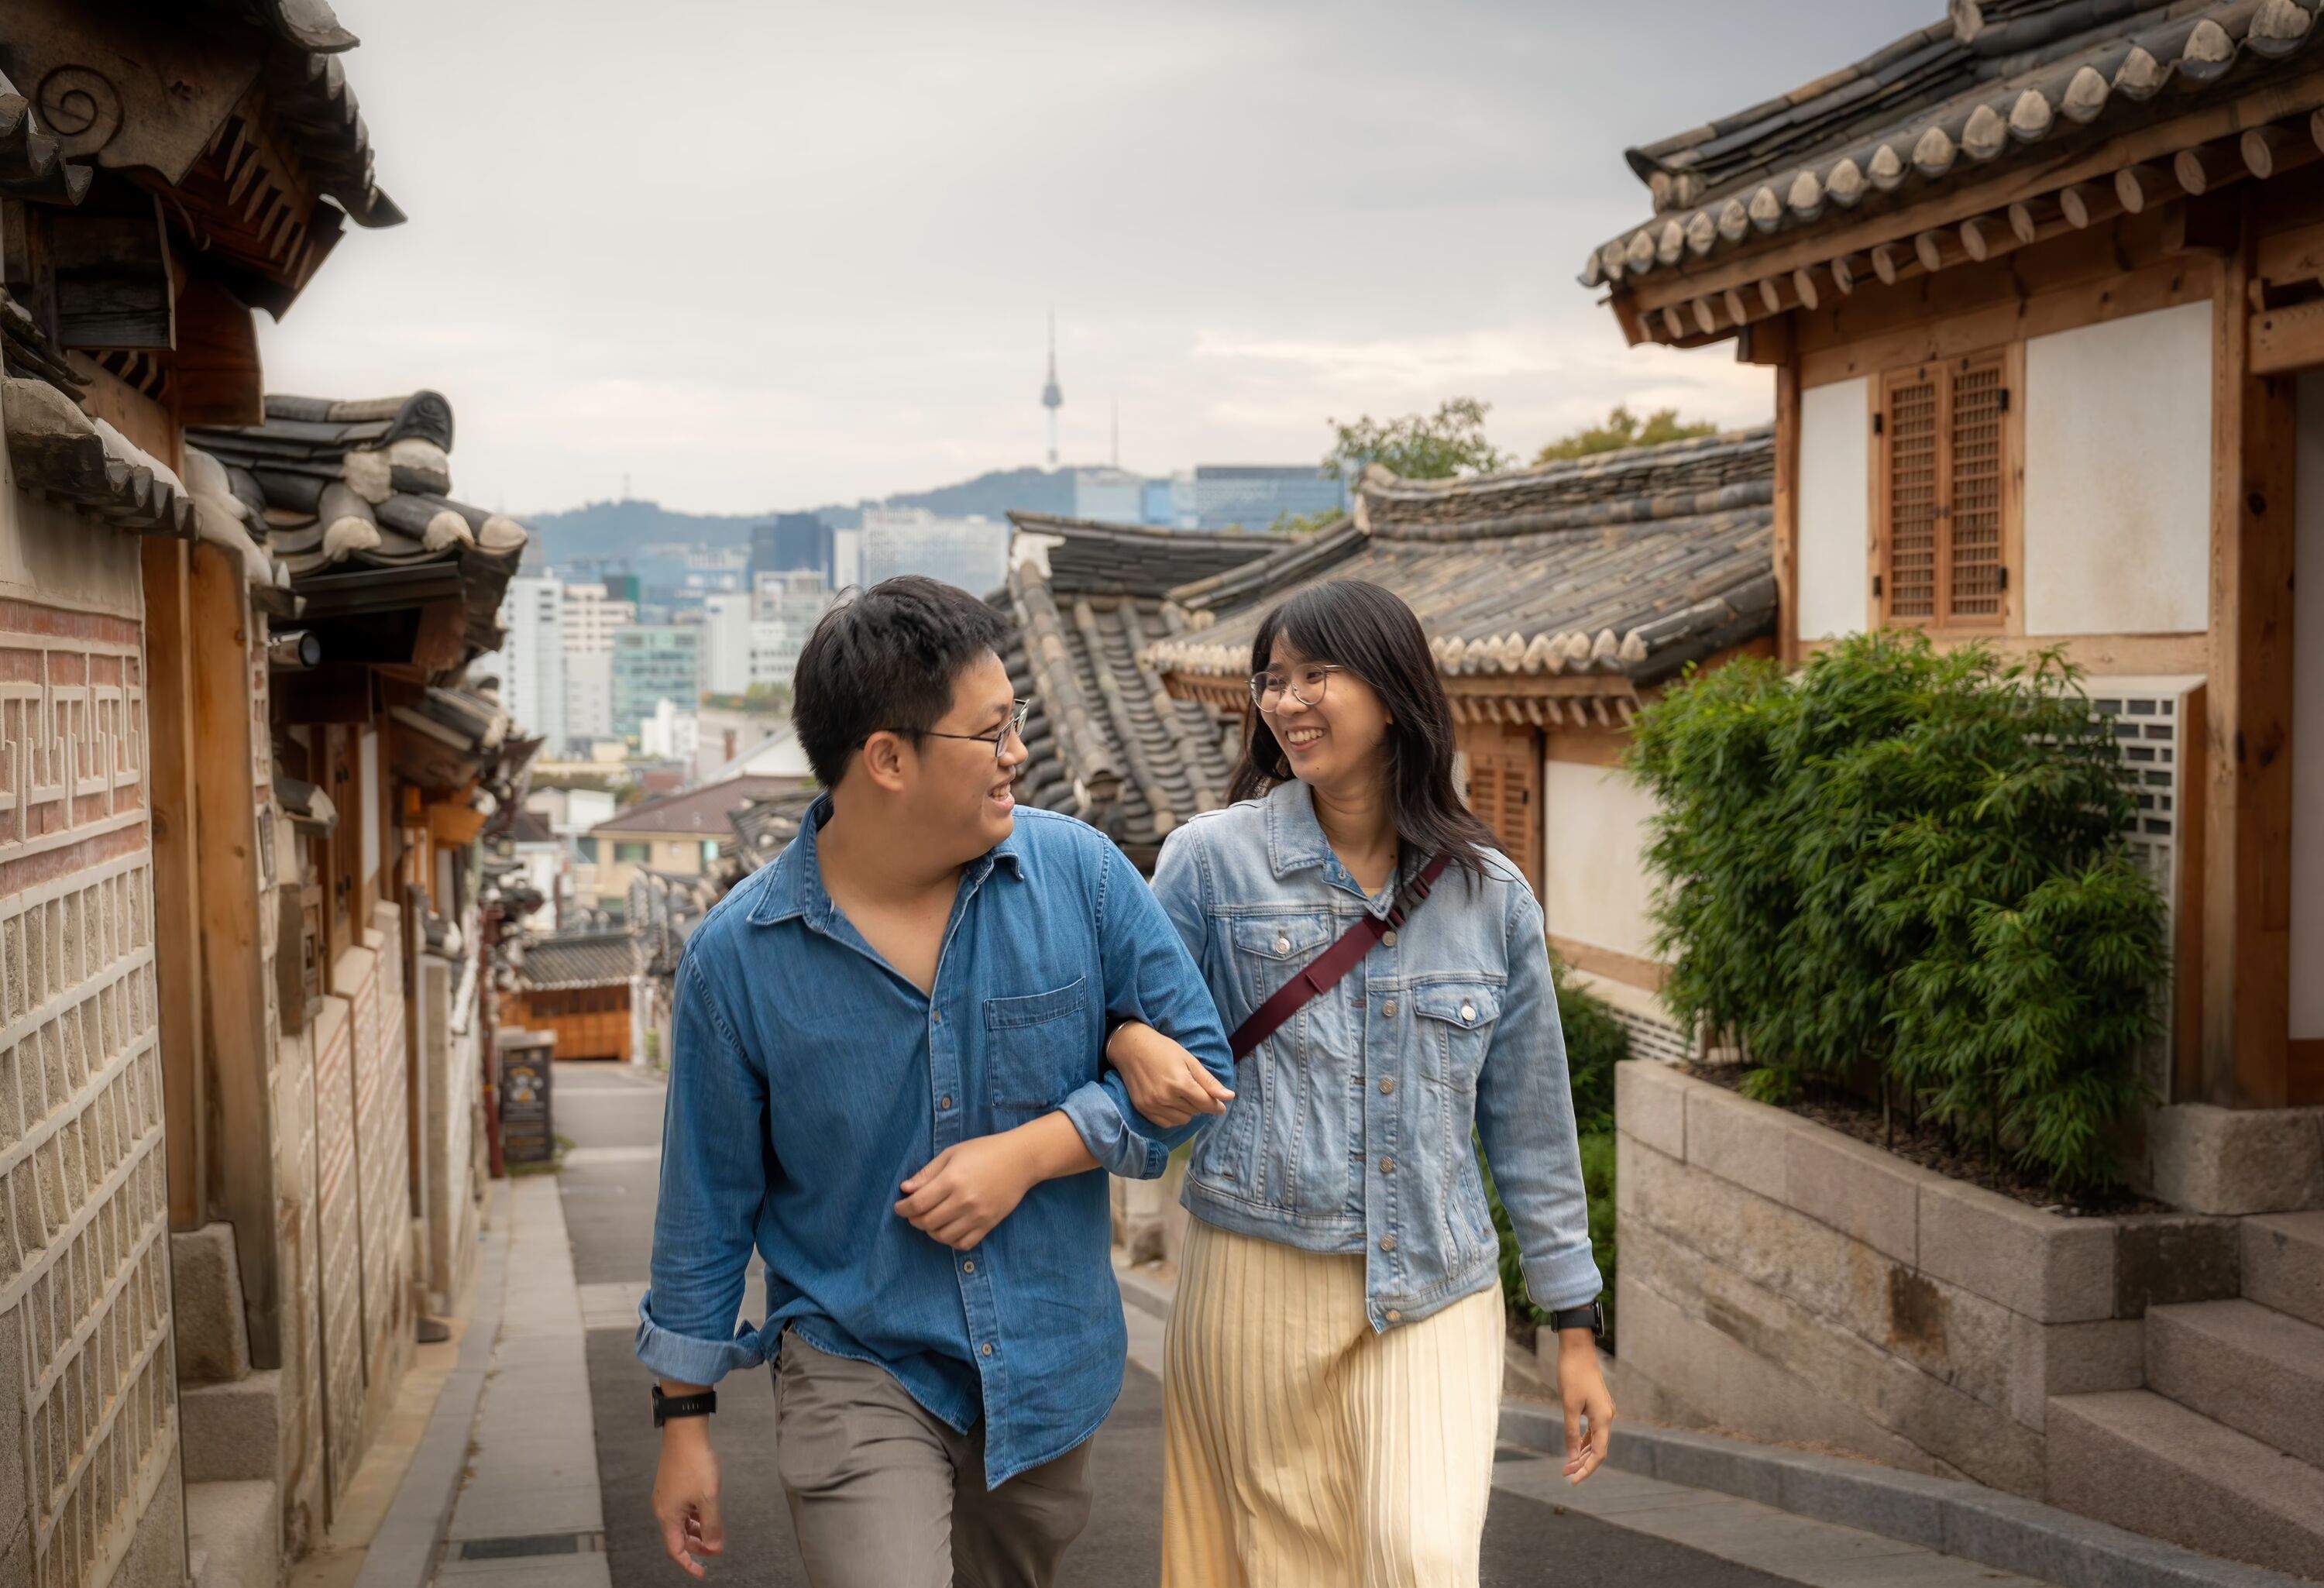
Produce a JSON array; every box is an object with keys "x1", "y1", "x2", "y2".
[{"x1": 2081, "y1": 674, "x2": 2203, "y2": 1104}]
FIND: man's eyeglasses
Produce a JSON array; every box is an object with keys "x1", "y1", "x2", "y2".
[
  {"x1": 1250, "y1": 664, "x2": 1342, "y2": 712},
  {"x1": 921, "y1": 699, "x2": 1033, "y2": 764}
]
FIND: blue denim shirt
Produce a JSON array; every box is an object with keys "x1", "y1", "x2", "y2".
[
  {"x1": 634, "y1": 799, "x2": 1232, "y2": 1487},
  {"x1": 1151, "y1": 780, "x2": 1599, "y2": 1329}
]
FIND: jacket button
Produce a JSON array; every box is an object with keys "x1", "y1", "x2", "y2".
[
  {"x1": 1460, "y1": 1003, "x2": 1477, "y2": 1022},
  {"x1": 1379, "y1": 1156, "x2": 1395, "y2": 1175},
  {"x1": 1275, "y1": 936, "x2": 1290, "y2": 953},
  {"x1": 1378, "y1": 1078, "x2": 1394, "y2": 1095},
  {"x1": 1381, "y1": 999, "x2": 1399, "y2": 1018},
  {"x1": 961, "y1": 1260, "x2": 975, "y2": 1273},
  {"x1": 1385, "y1": 1308, "x2": 1403, "y2": 1323},
  {"x1": 939, "y1": 1095, "x2": 954, "y2": 1110},
  {"x1": 981, "y1": 1342, "x2": 993, "y2": 1356},
  {"x1": 1378, "y1": 1235, "x2": 1397, "y2": 1253},
  {"x1": 1381, "y1": 930, "x2": 1397, "y2": 947}
]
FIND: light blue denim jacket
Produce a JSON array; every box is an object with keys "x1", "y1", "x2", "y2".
[{"x1": 1151, "y1": 780, "x2": 1599, "y2": 1329}]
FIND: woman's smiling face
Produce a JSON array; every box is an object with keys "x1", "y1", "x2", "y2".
[{"x1": 1259, "y1": 637, "x2": 1391, "y2": 794}]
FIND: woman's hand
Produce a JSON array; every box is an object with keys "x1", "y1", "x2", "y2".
[
  {"x1": 1106, "y1": 1021, "x2": 1233, "y2": 1129},
  {"x1": 1556, "y1": 1329, "x2": 1615, "y2": 1484}
]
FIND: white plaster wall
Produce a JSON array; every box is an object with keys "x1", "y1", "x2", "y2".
[
  {"x1": 2292, "y1": 374, "x2": 2324, "y2": 1041},
  {"x1": 1542, "y1": 761, "x2": 1660, "y2": 963},
  {"x1": 1798, "y1": 376, "x2": 1872, "y2": 641},
  {"x1": 2023, "y1": 301, "x2": 2212, "y2": 636}
]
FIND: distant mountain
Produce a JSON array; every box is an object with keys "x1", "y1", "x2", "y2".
[{"x1": 523, "y1": 466, "x2": 1083, "y2": 564}]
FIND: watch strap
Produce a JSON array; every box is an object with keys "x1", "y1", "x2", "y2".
[
  {"x1": 1549, "y1": 1299, "x2": 1605, "y2": 1337},
  {"x1": 651, "y1": 1385, "x2": 717, "y2": 1426}
]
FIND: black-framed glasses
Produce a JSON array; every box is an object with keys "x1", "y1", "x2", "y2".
[
  {"x1": 1251, "y1": 664, "x2": 1342, "y2": 712},
  {"x1": 920, "y1": 699, "x2": 1033, "y2": 763}
]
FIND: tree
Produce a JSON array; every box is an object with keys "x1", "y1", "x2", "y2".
[
  {"x1": 1323, "y1": 397, "x2": 1507, "y2": 481},
  {"x1": 1267, "y1": 508, "x2": 1343, "y2": 537},
  {"x1": 1535, "y1": 404, "x2": 1717, "y2": 464}
]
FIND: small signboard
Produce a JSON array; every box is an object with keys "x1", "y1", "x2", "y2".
[{"x1": 497, "y1": 1029, "x2": 556, "y2": 1165}]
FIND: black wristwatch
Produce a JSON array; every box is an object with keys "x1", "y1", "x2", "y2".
[
  {"x1": 1549, "y1": 1299, "x2": 1606, "y2": 1339},
  {"x1": 651, "y1": 1385, "x2": 718, "y2": 1426}
]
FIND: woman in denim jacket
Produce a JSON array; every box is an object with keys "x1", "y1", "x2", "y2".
[{"x1": 1110, "y1": 579, "x2": 1613, "y2": 1588}]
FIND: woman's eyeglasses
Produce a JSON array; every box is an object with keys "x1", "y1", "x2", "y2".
[
  {"x1": 1250, "y1": 664, "x2": 1341, "y2": 712},
  {"x1": 920, "y1": 699, "x2": 1033, "y2": 764}
]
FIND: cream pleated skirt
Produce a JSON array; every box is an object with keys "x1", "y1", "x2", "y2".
[{"x1": 1160, "y1": 1216, "x2": 1505, "y2": 1588}]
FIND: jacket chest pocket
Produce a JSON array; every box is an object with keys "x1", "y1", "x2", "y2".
[
  {"x1": 1413, "y1": 983, "x2": 1501, "y2": 1090},
  {"x1": 1230, "y1": 913, "x2": 1337, "y2": 1012},
  {"x1": 983, "y1": 977, "x2": 1090, "y2": 1118}
]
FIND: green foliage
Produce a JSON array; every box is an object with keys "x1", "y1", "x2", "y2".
[
  {"x1": 1534, "y1": 404, "x2": 1717, "y2": 464},
  {"x1": 1324, "y1": 397, "x2": 1508, "y2": 481},
  {"x1": 1625, "y1": 631, "x2": 2164, "y2": 1193},
  {"x1": 1267, "y1": 508, "x2": 1345, "y2": 537},
  {"x1": 1482, "y1": 958, "x2": 1628, "y2": 1335}
]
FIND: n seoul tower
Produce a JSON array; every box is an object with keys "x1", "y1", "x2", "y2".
[{"x1": 1040, "y1": 309, "x2": 1063, "y2": 467}]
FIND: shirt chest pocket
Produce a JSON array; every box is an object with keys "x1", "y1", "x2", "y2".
[
  {"x1": 1229, "y1": 913, "x2": 1337, "y2": 1010},
  {"x1": 1412, "y1": 983, "x2": 1501, "y2": 1089},
  {"x1": 983, "y1": 977, "x2": 1091, "y2": 1117}
]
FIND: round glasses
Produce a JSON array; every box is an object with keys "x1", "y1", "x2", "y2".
[
  {"x1": 920, "y1": 699, "x2": 1033, "y2": 764},
  {"x1": 1250, "y1": 664, "x2": 1342, "y2": 712}
]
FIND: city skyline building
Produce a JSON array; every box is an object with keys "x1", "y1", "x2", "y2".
[
  {"x1": 561, "y1": 580, "x2": 637, "y2": 741},
  {"x1": 610, "y1": 624, "x2": 700, "y2": 740},
  {"x1": 1192, "y1": 463, "x2": 1346, "y2": 531}
]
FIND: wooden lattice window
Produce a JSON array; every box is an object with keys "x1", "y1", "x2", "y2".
[
  {"x1": 1458, "y1": 722, "x2": 1543, "y2": 899},
  {"x1": 1875, "y1": 349, "x2": 2016, "y2": 630}
]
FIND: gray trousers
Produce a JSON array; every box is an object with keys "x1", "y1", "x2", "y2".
[{"x1": 773, "y1": 1332, "x2": 1095, "y2": 1588}]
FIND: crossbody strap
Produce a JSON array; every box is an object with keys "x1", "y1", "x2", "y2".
[{"x1": 1229, "y1": 852, "x2": 1452, "y2": 1060}]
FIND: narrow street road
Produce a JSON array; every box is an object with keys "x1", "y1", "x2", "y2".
[{"x1": 549, "y1": 1061, "x2": 2040, "y2": 1588}]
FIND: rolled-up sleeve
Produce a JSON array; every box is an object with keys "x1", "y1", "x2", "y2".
[
  {"x1": 634, "y1": 950, "x2": 772, "y2": 1383},
  {"x1": 1475, "y1": 886, "x2": 1602, "y2": 1312},
  {"x1": 1062, "y1": 839, "x2": 1234, "y2": 1179}
]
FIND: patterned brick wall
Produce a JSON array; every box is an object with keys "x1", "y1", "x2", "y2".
[
  {"x1": 350, "y1": 908, "x2": 409, "y2": 1408},
  {"x1": 0, "y1": 599, "x2": 176, "y2": 1588},
  {"x1": 308, "y1": 993, "x2": 362, "y2": 1511}
]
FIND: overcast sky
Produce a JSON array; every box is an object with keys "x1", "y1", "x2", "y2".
[{"x1": 260, "y1": 0, "x2": 1934, "y2": 516}]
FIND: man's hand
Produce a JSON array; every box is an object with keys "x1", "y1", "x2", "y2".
[
  {"x1": 651, "y1": 1410, "x2": 724, "y2": 1579},
  {"x1": 1106, "y1": 1021, "x2": 1233, "y2": 1129},
  {"x1": 896, "y1": 1113, "x2": 1098, "y2": 1249},
  {"x1": 896, "y1": 1133, "x2": 1040, "y2": 1249},
  {"x1": 1556, "y1": 1329, "x2": 1615, "y2": 1484}
]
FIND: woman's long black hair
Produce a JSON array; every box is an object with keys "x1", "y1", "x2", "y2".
[{"x1": 1227, "y1": 578, "x2": 1504, "y2": 882}]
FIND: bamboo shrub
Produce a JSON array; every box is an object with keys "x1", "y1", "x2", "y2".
[{"x1": 1624, "y1": 632, "x2": 2164, "y2": 1194}]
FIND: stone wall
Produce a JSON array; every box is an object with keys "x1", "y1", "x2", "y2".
[
  {"x1": 417, "y1": 947, "x2": 480, "y2": 1311},
  {"x1": 1614, "y1": 1061, "x2": 2240, "y2": 1496},
  {"x1": 0, "y1": 479, "x2": 184, "y2": 1588}
]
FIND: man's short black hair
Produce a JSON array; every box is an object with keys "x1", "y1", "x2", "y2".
[{"x1": 792, "y1": 576, "x2": 1010, "y2": 788}]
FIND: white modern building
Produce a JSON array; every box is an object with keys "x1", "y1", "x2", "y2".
[
  {"x1": 861, "y1": 505, "x2": 1006, "y2": 593},
  {"x1": 493, "y1": 574, "x2": 567, "y2": 750},
  {"x1": 638, "y1": 698, "x2": 700, "y2": 762},
  {"x1": 702, "y1": 591, "x2": 756, "y2": 696}
]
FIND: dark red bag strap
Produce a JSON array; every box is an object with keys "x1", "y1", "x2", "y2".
[{"x1": 1229, "y1": 853, "x2": 1451, "y2": 1059}]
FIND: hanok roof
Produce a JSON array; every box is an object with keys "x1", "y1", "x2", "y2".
[
  {"x1": 1146, "y1": 429, "x2": 1776, "y2": 713},
  {"x1": 728, "y1": 787, "x2": 820, "y2": 875},
  {"x1": 514, "y1": 931, "x2": 638, "y2": 991},
  {"x1": 2, "y1": 373, "x2": 198, "y2": 539},
  {"x1": 1, "y1": 4, "x2": 401, "y2": 309},
  {"x1": 1583, "y1": 0, "x2": 2324, "y2": 307},
  {"x1": 188, "y1": 392, "x2": 528, "y2": 660},
  {"x1": 590, "y1": 775, "x2": 798, "y2": 840},
  {"x1": 998, "y1": 516, "x2": 1287, "y2": 867}
]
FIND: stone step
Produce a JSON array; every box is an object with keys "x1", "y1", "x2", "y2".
[
  {"x1": 2145, "y1": 1298, "x2": 2324, "y2": 1467},
  {"x1": 180, "y1": 1369, "x2": 281, "y2": 1484},
  {"x1": 2242, "y1": 1210, "x2": 2324, "y2": 1330},
  {"x1": 2046, "y1": 1388, "x2": 2324, "y2": 1582},
  {"x1": 186, "y1": 1480, "x2": 279, "y2": 1588},
  {"x1": 169, "y1": 1224, "x2": 253, "y2": 1383}
]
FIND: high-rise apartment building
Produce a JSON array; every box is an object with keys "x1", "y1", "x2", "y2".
[
  {"x1": 562, "y1": 581, "x2": 636, "y2": 741},
  {"x1": 861, "y1": 506, "x2": 1007, "y2": 594},
  {"x1": 495, "y1": 574, "x2": 568, "y2": 750}
]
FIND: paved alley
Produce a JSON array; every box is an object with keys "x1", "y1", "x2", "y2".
[{"x1": 431, "y1": 1061, "x2": 2064, "y2": 1588}]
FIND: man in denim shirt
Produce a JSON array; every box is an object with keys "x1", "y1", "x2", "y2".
[{"x1": 638, "y1": 577, "x2": 1232, "y2": 1587}]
